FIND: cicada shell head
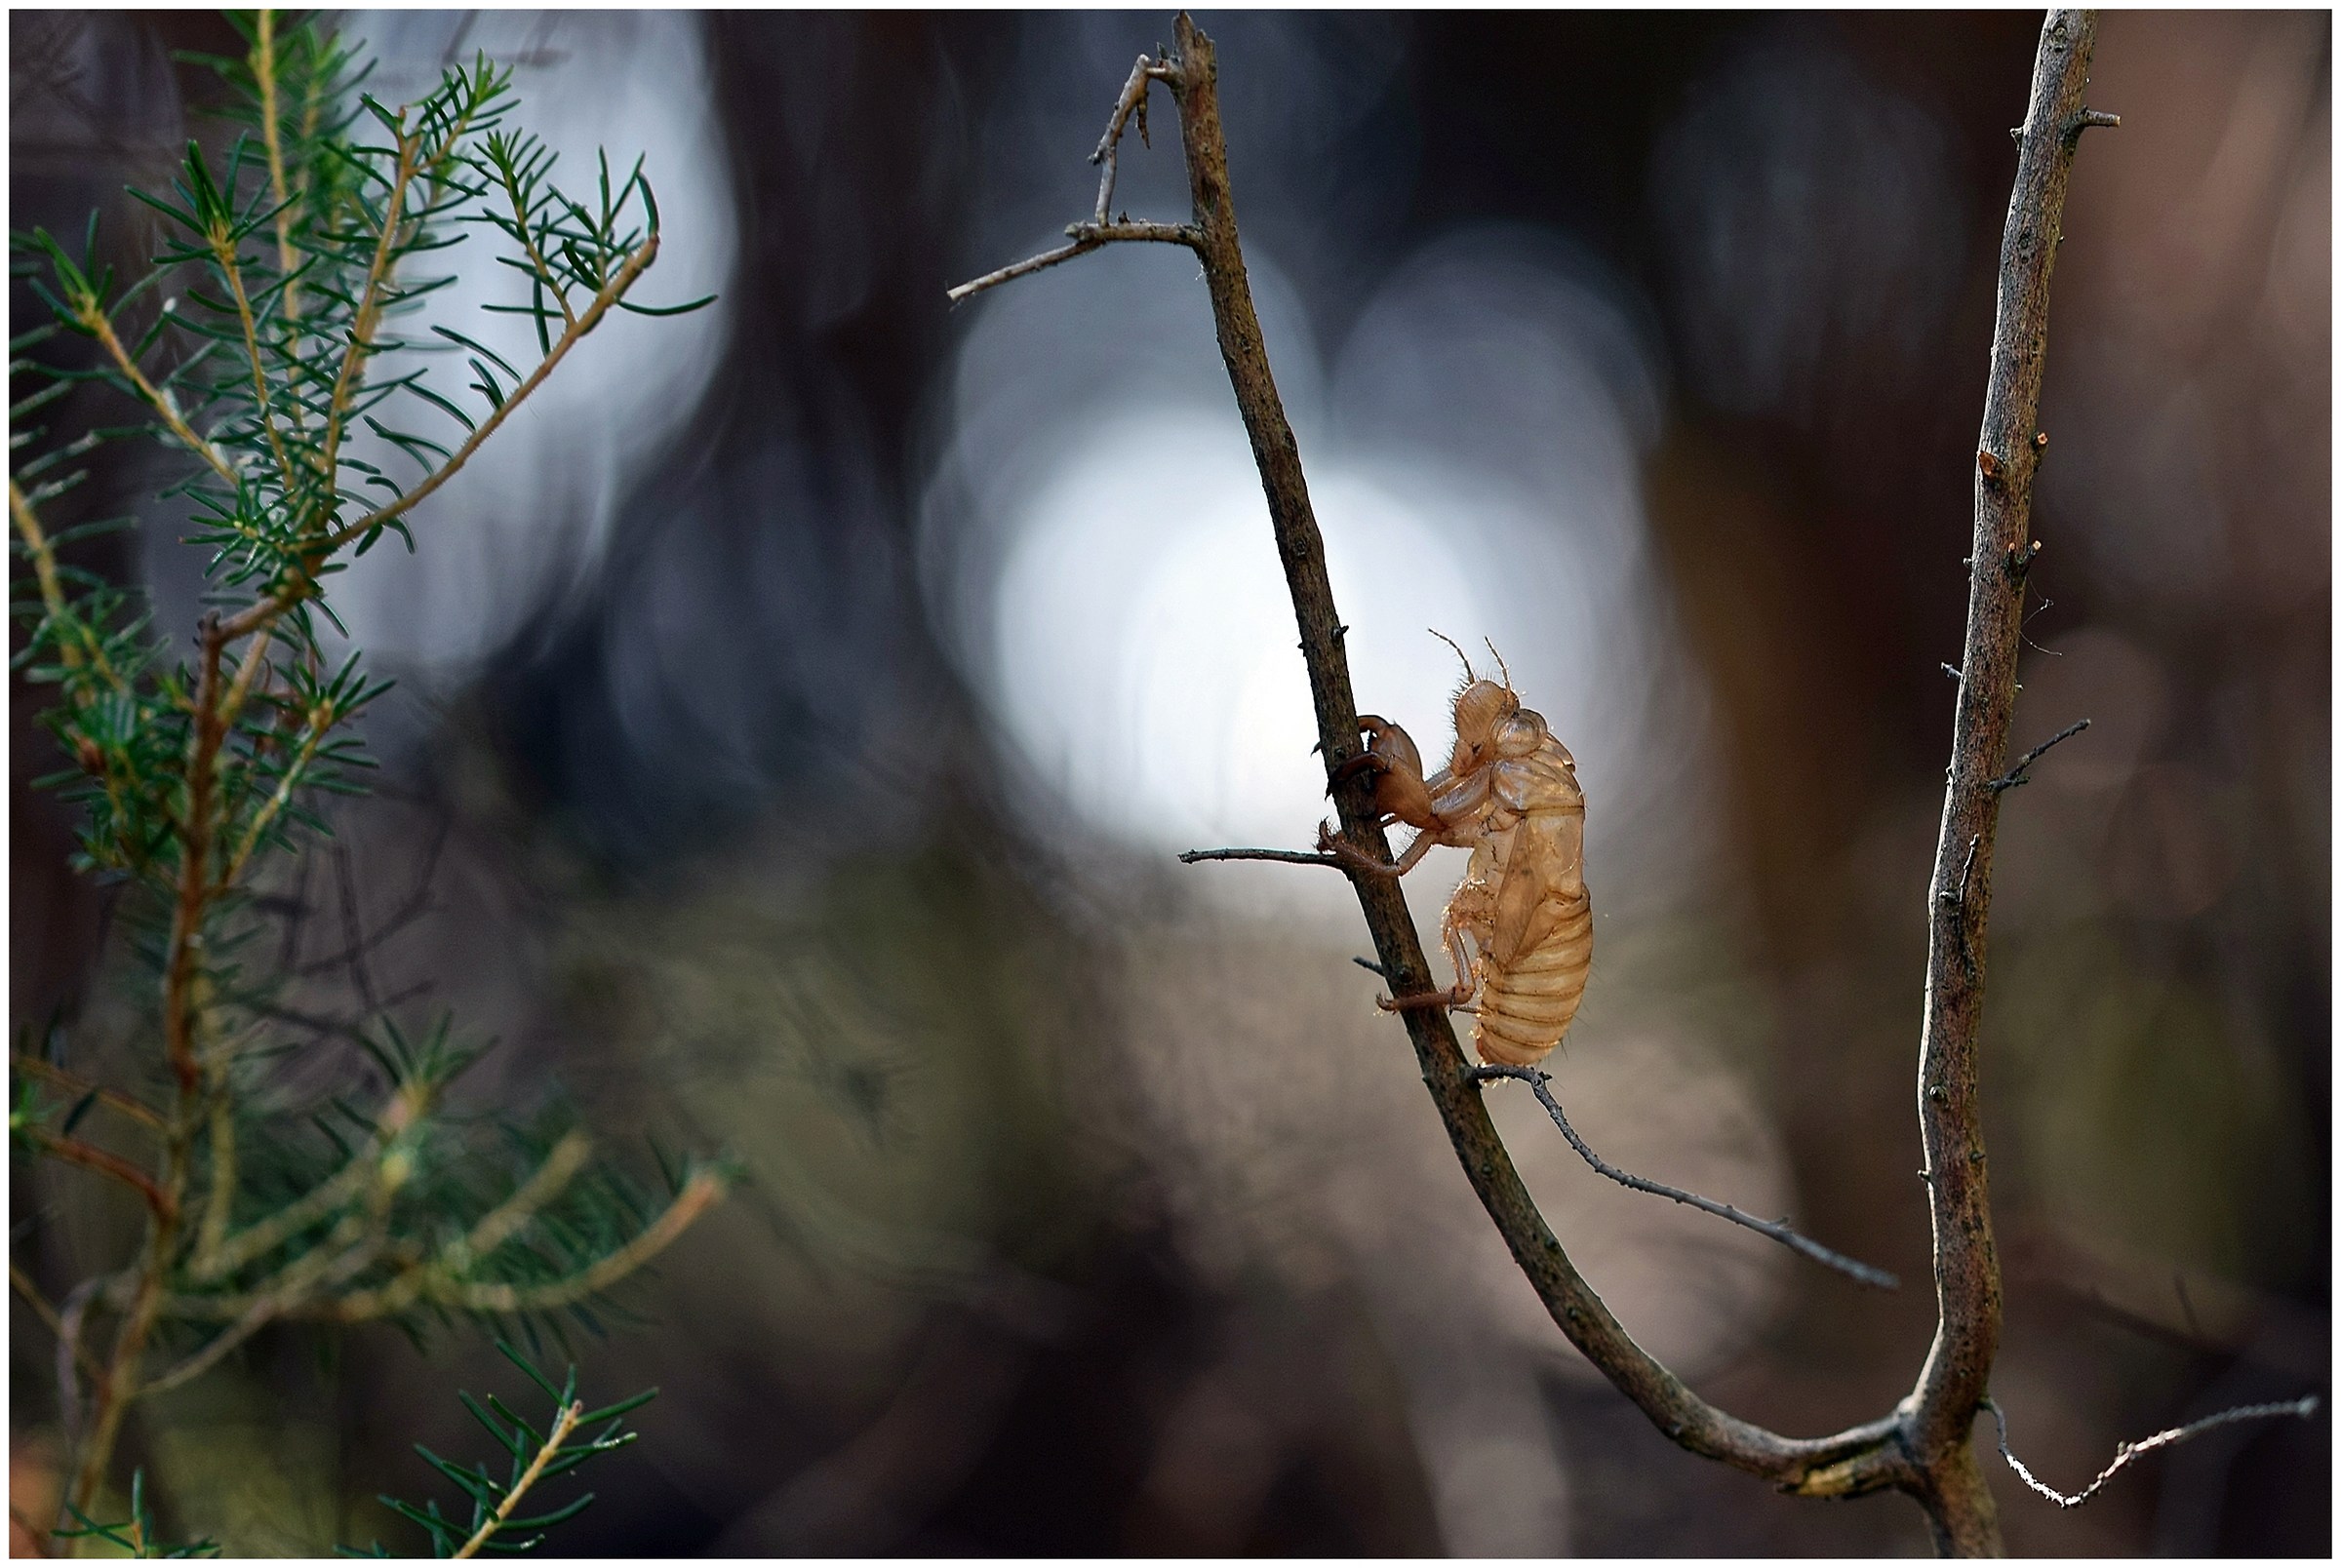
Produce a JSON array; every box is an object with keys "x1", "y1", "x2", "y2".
[{"x1": 1447, "y1": 679, "x2": 1521, "y2": 777}]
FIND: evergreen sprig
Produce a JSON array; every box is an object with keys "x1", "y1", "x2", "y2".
[
  {"x1": 53, "y1": 1470, "x2": 222, "y2": 1558},
  {"x1": 343, "y1": 1342, "x2": 655, "y2": 1558},
  {"x1": 10, "y1": 11, "x2": 725, "y2": 1539}
]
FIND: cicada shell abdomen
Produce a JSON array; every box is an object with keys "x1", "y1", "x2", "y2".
[
  {"x1": 1471, "y1": 870, "x2": 1592, "y2": 1066},
  {"x1": 1450, "y1": 723, "x2": 1590, "y2": 1068}
]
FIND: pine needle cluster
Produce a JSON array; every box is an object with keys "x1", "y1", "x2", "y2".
[{"x1": 10, "y1": 12, "x2": 726, "y2": 1547}]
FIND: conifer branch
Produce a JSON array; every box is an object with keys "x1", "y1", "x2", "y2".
[
  {"x1": 452, "y1": 1400, "x2": 581, "y2": 1560},
  {"x1": 254, "y1": 11, "x2": 298, "y2": 289},
  {"x1": 11, "y1": 1057, "x2": 167, "y2": 1132},
  {"x1": 80, "y1": 304, "x2": 243, "y2": 489},
  {"x1": 323, "y1": 232, "x2": 658, "y2": 551},
  {"x1": 13, "y1": 19, "x2": 723, "y2": 1519},
  {"x1": 21, "y1": 1128, "x2": 177, "y2": 1220}
]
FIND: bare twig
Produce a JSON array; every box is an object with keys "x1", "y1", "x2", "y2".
[
  {"x1": 946, "y1": 221, "x2": 1199, "y2": 306},
  {"x1": 946, "y1": 239, "x2": 1098, "y2": 303},
  {"x1": 1982, "y1": 1394, "x2": 2318, "y2": 1509},
  {"x1": 11, "y1": 1264, "x2": 106, "y2": 1386},
  {"x1": 1472, "y1": 1066, "x2": 1898, "y2": 1290},
  {"x1": 22, "y1": 1129, "x2": 177, "y2": 1221},
  {"x1": 1176, "y1": 845, "x2": 1343, "y2": 868},
  {"x1": 1986, "y1": 717, "x2": 2089, "y2": 792},
  {"x1": 945, "y1": 57, "x2": 1197, "y2": 306},
  {"x1": 1091, "y1": 56, "x2": 1182, "y2": 222}
]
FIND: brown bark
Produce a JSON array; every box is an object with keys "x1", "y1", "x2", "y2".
[{"x1": 1902, "y1": 11, "x2": 2112, "y2": 1551}]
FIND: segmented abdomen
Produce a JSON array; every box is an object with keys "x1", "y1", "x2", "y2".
[{"x1": 1472, "y1": 885, "x2": 1591, "y2": 1069}]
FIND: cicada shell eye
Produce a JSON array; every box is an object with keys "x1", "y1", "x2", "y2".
[{"x1": 1494, "y1": 707, "x2": 1548, "y2": 759}]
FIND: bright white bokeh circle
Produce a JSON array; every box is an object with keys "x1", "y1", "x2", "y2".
[{"x1": 989, "y1": 407, "x2": 1490, "y2": 857}]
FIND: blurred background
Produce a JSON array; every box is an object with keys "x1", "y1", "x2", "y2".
[{"x1": 11, "y1": 9, "x2": 2327, "y2": 1554}]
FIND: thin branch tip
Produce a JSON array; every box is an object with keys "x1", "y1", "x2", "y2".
[
  {"x1": 1988, "y1": 717, "x2": 2090, "y2": 792},
  {"x1": 1178, "y1": 845, "x2": 1342, "y2": 868},
  {"x1": 1985, "y1": 1393, "x2": 2319, "y2": 1509},
  {"x1": 1470, "y1": 1066, "x2": 1899, "y2": 1290}
]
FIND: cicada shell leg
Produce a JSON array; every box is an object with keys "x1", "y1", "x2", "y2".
[{"x1": 1377, "y1": 977, "x2": 1479, "y2": 1014}]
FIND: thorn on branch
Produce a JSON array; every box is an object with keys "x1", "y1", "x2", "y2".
[
  {"x1": 1470, "y1": 1065, "x2": 1899, "y2": 1290},
  {"x1": 2003, "y1": 537, "x2": 2045, "y2": 582},
  {"x1": 1987, "y1": 718, "x2": 2089, "y2": 793},
  {"x1": 1983, "y1": 1393, "x2": 2318, "y2": 1509},
  {"x1": 1939, "y1": 836, "x2": 1979, "y2": 908},
  {"x1": 1940, "y1": 834, "x2": 1981, "y2": 980}
]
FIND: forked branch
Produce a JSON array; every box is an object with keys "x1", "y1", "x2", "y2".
[{"x1": 949, "y1": 10, "x2": 2319, "y2": 1553}]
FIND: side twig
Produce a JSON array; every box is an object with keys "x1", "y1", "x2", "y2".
[
  {"x1": 1471, "y1": 1066, "x2": 1898, "y2": 1290},
  {"x1": 1177, "y1": 845, "x2": 1343, "y2": 868},
  {"x1": 11, "y1": 1058, "x2": 168, "y2": 1132},
  {"x1": 1985, "y1": 717, "x2": 2089, "y2": 793},
  {"x1": 21, "y1": 1130, "x2": 177, "y2": 1221},
  {"x1": 1982, "y1": 1394, "x2": 2319, "y2": 1509},
  {"x1": 10, "y1": 1264, "x2": 106, "y2": 1386}
]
